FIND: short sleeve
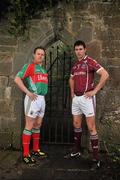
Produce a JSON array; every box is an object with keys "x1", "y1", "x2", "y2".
[
  {"x1": 16, "y1": 64, "x2": 30, "y2": 79},
  {"x1": 89, "y1": 59, "x2": 102, "y2": 72}
]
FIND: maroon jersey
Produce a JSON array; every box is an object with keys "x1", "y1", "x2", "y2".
[{"x1": 71, "y1": 56, "x2": 102, "y2": 95}]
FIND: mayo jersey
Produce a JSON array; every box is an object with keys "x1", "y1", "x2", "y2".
[
  {"x1": 16, "y1": 63, "x2": 48, "y2": 95},
  {"x1": 71, "y1": 56, "x2": 103, "y2": 95}
]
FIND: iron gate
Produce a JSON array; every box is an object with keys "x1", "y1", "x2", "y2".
[{"x1": 41, "y1": 46, "x2": 74, "y2": 144}]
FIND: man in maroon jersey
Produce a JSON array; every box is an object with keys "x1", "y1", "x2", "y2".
[
  {"x1": 14, "y1": 47, "x2": 48, "y2": 164},
  {"x1": 65, "y1": 40, "x2": 109, "y2": 170}
]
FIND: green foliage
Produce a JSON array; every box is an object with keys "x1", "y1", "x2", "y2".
[
  {"x1": 8, "y1": 0, "x2": 29, "y2": 37},
  {"x1": 0, "y1": 0, "x2": 120, "y2": 37}
]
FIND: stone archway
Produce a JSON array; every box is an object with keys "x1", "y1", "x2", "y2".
[{"x1": 8, "y1": 0, "x2": 118, "y2": 149}]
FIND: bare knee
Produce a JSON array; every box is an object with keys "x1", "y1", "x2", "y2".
[
  {"x1": 89, "y1": 127, "x2": 97, "y2": 135},
  {"x1": 73, "y1": 120, "x2": 81, "y2": 128}
]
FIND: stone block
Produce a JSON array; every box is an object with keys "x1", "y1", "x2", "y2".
[
  {"x1": 0, "y1": 36, "x2": 17, "y2": 46},
  {"x1": 102, "y1": 50, "x2": 120, "y2": 58},
  {"x1": 107, "y1": 58, "x2": 120, "y2": 66},
  {"x1": 0, "y1": 46, "x2": 15, "y2": 53},
  {"x1": 11, "y1": 85, "x2": 23, "y2": 99},
  {"x1": 13, "y1": 53, "x2": 28, "y2": 75},
  {"x1": 0, "y1": 61, "x2": 12, "y2": 76},
  {"x1": 87, "y1": 41, "x2": 101, "y2": 60},
  {"x1": 107, "y1": 66, "x2": 120, "y2": 89},
  {"x1": 0, "y1": 87, "x2": 5, "y2": 99},
  {"x1": 0, "y1": 53, "x2": 13, "y2": 76},
  {"x1": 0, "y1": 131, "x2": 12, "y2": 148},
  {"x1": 75, "y1": 26, "x2": 93, "y2": 43},
  {"x1": 12, "y1": 131, "x2": 21, "y2": 149},
  {"x1": 0, "y1": 76, "x2": 8, "y2": 87},
  {"x1": 29, "y1": 26, "x2": 46, "y2": 41},
  {"x1": 98, "y1": 122, "x2": 120, "y2": 146},
  {"x1": 58, "y1": 29, "x2": 75, "y2": 46},
  {"x1": 104, "y1": 16, "x2": 120, "y2": 28},
  {"x1": 0, "y1": 100, "x2": 14, "y2": 118},
  {"x1": 102, "y1": 40, "x2": 120, "y2": 51}
]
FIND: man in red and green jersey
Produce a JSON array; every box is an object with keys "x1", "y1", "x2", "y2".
[{"x1": 14, "y1": 47, "x2": 48, "y2": 164}]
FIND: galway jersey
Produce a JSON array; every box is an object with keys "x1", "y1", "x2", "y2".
[
  {"x1": 16, "y1": 63, "x2": 48, "y2": 95},
  {"x1": 71, "y1": 56, "x2": 103, "y2": 95}
]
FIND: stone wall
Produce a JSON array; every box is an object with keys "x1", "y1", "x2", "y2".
[{"x1": 0, "y1": 0, "x2": 120, "y2": 149}]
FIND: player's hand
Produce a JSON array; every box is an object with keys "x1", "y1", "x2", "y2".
[
  {"x1": 27, "y1": 92, "x2": 38, "y2": 101},
  {"x1": 84, "y1": 90, "x2": 96, "y2": 98}
]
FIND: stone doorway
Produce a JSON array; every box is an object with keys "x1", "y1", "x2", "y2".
[{"x1": 41, "y1": 40, "x2": 74, "y2": 144}]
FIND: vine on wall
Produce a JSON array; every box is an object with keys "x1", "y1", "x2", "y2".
[{"x1": 0, "y1": 0, "x2": 119, "y2": 37}]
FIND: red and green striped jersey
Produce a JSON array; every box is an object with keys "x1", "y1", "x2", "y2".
[{"x1": 16, "y1": 63, "x2": 48, "y2": 95}]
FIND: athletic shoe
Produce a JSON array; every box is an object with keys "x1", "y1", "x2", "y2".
[
  {"x1": 64, "y1": 151, "x2": 81, "y2": 159},
  {"x1": 90, "y1": 160, "x2": 101, "y2": 170},
  {"x1": 23, "y1": 155, "x2": 36, "y2": 164},
  {"x1": 32, "y1": 149, "x2": 47, "y2": 158}
]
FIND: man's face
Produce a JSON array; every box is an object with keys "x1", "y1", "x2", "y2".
[
  {"x1": 74, "y1": 45, "x2": 86, "y2": 60},
  {"x1": 34, "y1": 49, "x2": 45, "y2": 64}
]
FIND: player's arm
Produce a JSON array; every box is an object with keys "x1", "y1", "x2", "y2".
[
  {"x1": 94, "y1": 67, "x2": 109, "y2": 94},
  {"x1": 14, "y1": 76, "x2": 30, "y2": 95},
  {"x1": 69, "y1": 75, "x2": 75, "y2": 98},
  {"x1": 14, "y1": 76, "x2": 38, "y2": 100},
  {"x1": 84, "y1": 67, "x2": 109, "y2": 98}
]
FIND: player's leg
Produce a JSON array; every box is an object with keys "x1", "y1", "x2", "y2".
[
  {"x1": 72, "y1": 115, "x2": 83, "y2": 155},
  {"x1": 31, "y1": 95, "x2": 47, "y2": 157},
  {"x1": 64, "y1": 96, "x2": 82, "y2": 158},
  {"x1": 86, "y1": 116, "x2": 100, "y2": 170},
  {"x1": 22, "y1": 116, "x2": 36, "y2": 164},
  {"x1": 22, "y1": 95, "x2": 37, "y2": 164},
  {"x1": 82, "y1": 95, "x2": 100, "y2": 169},
  {"x1": 86, "y1": 116, "x2": 99, "y2": 160},
  {"x1": 32, "y1": 117, "x2": 47, "y2": 157}
]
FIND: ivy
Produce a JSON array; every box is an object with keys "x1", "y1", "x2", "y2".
[
  {"x1": 8, "y1": 0, "x2": 29, "y2": 37},
  {"x1": 0, "y1": 0, "x2": 120, "y2": 37}
]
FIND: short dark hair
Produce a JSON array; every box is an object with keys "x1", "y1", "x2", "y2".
[
  {"x1": 74, "y1": 40, "x2": 86, "y2": 49},
  {"x1": 34, "y1": 46, "x2": 45, "y2": 54}
]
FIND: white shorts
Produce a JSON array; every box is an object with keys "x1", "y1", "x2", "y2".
[
  {"x1": 72, "y1": 95, "x2": 96, "y2": 117},
  {"x1": 24, "y1": 95, "x2": 45, "y2": 118}
]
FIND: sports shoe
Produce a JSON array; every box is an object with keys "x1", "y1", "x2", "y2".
[
  {"x1": 23, "y1": 155, "x2": 36, "y2": 164},
  {"x1": 90, "y1": 160, "x2": 101, "y2": 170},
  {"x1": 64, "y1": 151, "x2": 81, "y2": 159},
  {"x1": 32, "y1": 149, "x2": 47, "y2": 158}
]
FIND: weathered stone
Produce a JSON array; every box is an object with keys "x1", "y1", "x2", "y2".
[
  {"x1": 107, "y1": 58, "x2": 120, "y2": 66},
  {"x1": 104, "y1": 16, "x2": 120, "y2": 28},
  {"x1": 29, "y1": 26, "x2": 46, "y2": 41},
  {"x1": 95, "y1": 28, "x2": 120, "y2": 41},
  {"x1": 0, "y1": 61, "x2": 12, "y2": 76},
  {"x1": 58, "y1": 29, "x2": 75, "y2": 46},
  {"x1": 75, "y1": 26, "x2": 93, "y2": 43},
  {"x1": 12, "y1": 131, "x2": 21, "y2": 149},
  {"x1": 0, "y1": 36, "x2": 17, "y2": 46},
  {"x1": 0, "y1": 0, "x2": 120, "y2": 148},
  {"x1": 4, "y1": 87, "x2": 12, "y2": 99},
  {"x1": 0, "y1": 87, "x2": 5, "y2": 99},
  {"x1": 87, "y1": 41, "x2": 101, "y2": 60},
  {"x1": 0, "y1": 76, "x2": 8, "y2": 87},
  {"x1": 88, "y1": 1, "x2": 118, "y2": 17},
  {"x1": 0, "y1": 54, "x2": 13, "y2": 75},
  {"x1": 0, "y1": 46, "x2": 15, "y2": 53},
  {"x1": 13, "y1": 53, "x2": 28, "y2": 75},
  {"x1": 107, "y1": 66, "x2": 120, "y2": 88},
  {"x1": 102, "y1": 50, "x2": 120, "y2": 58},
  {"x1": 0, "y1": 131, "x2": 12, "y2": 148},
  {"x1": 102, "y1": 40, "x2": 120, "y2": 51},
  {"x1": 13, "y1": 99, "x2": 24, "y2": 119},
  {"x1": 0, "y1": 100, "x2": 14, "y2": 118}
]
